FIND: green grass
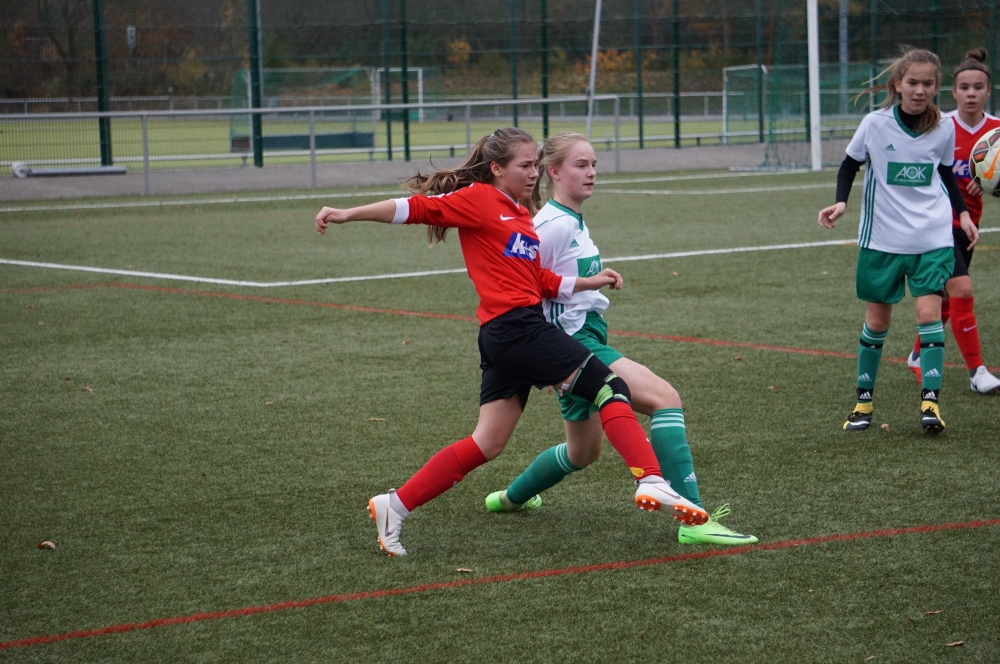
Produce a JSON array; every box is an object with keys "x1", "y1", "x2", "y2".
[{"x1": 2, "y1": 169, "x2": 999, "y2": 662}]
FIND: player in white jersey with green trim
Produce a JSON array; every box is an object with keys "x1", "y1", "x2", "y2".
[
  {"x1": 819, "y1": 49, "x2": 979, "y2": 434},
  {"x1": 484, "y1": 133, "x2": 756, "y2": 546}
]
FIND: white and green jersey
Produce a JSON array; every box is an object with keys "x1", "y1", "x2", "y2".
[
  {"x1": 846, "y1": 106, "x2": 956, "y2": 254},
  {"x1": 534, "y1": 200, "x2": 609, "y2": 336}
]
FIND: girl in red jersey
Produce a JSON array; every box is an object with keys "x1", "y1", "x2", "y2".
[
  {"x1": 907, "y1": 48, "x2": 1000, "y2": 394},
  {"x1": 315, "y1": 128, "x2": 708, "y2": 556}
]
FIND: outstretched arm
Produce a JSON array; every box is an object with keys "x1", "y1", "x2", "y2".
[{"x1": 315, "y1": 200, "x2": 398, "y2": 235}]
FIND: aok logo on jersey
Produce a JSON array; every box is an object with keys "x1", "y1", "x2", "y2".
[
  {"x1": 576, "y1": 255, "x2": 603, "y2": 277},
  {"x1": 504, "y1": 232, "x2": 540, "y2": 261},
  {"x1": 887, "y1": 162, "x2": 933, "y2": 187}
]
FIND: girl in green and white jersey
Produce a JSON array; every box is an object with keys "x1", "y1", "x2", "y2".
[
  {"x1": 818, "y1": 49, "x2": 980, "y2": 433},
  {"x1": 484, "y1": 133, "x2": 756, "y2": 546}
]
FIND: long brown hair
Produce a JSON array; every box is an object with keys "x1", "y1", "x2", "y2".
[
  {"x1": 953, "y1": 47, "x2": 991, "y2": 84},
  {"x1": 405, "y1": 127, "x2": 536, "y2": 243},
  {"x1": 874, "y1": 48, "x2": 942, "y2": 134},
  {"x1": 530, "y1": 132, "x2": 590, "y2": 212}
]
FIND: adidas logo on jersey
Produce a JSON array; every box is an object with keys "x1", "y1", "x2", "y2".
[
  {"x1": 569, "y1": 238, "x2": 579, "y2": 248},
  {"x1": 858, "y1": 372, "x2": 871, "y2": 382},
  {"x1": 924, "y1": 368, "x2": 941, "y2": 378},
  {"x1": 683, "y1": 472, "x2": 697, "y2": 483},
  {"x1": 885, "y1": 144, "x2": 895, "y2": 151}
]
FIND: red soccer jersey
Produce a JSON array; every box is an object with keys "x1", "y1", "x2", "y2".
[
  {"x1": 400, "y1": 183, "x2": 573, "y2": 325},
  {"x1": 949, "y1": 110, "x2": 1000, "y2": 226}
]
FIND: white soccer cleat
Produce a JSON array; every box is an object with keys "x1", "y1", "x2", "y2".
[
  {"x1": 634, "y1": 480, "x2": 709, "y2": 526},
  {"x1": 907, "y1": 351, "x2": 922, "y2": 384},
  {"x1": 970, "y1": 365, "x2": 1000, "y2": 394},
  {"x1": 367, "y1": 490, "x2": 407, "y2": 556}
]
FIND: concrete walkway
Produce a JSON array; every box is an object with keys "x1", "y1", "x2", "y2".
[{"x1": 1, "y1": 143, "x2": 779, "y2": 201}]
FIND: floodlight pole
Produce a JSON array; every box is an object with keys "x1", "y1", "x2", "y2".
[
  {"x1": 92, "y1": 0, "x2": 112, "y2": 165},
  {"x1": 756, "y1": 0, "x2": 764, "y2": 142},
  {"x1": 400, "y1": 0, "x2": 410, "y2": 162},
  {"x1": 634, "y1": 0, "x2": 644, "y2": 148},
  {"x1": 672, "y1": 0, "x2": 680, "y2": 148},
  {"x1": 382, "y1": 0, "x2": 393, "y2": 160},
  {"x1": 991, "y1": 0, "x2": 997, "y2": 117},
  {"x1": 585, "y1": 0, "x2": 602, "y2": 138},
  {"x1": 246, "y1": 0, "x2": 264, "y2": 168},
  {"x1": 510, "y1": 0, "x2": 518, "y2": 126},
  {"x1": 541, "y1": 0, "x2": 549, "y2": 139},
  {"x1": 807, "y1": 0, "x2": 822, "y2": 172}
]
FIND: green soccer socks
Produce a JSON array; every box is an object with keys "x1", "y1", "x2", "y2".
[
  {"x1": 917, "y1": 321, "x2": 945, "y2": 395},
  {"x1": 505, "y1": 442, "x2": 582, "y2": 506},
  {"x1": 650, "y1": 409, "x2": 702, "y2": 508}
]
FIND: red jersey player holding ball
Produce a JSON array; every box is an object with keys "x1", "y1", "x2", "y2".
[
  {"x1": 908, "y1": 48, "x2": 1000, "y2": 394},
  {"x1": 315, "y1": 128, "x2": 708, "y2": 556}
]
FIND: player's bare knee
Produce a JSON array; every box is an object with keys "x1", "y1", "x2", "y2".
[
  {"x1": 470, "y1": 432, "x2": 507, "y2": 460},
  {"x1": 567, "y1": 440, "x2": 601, "y2": 467},
  {"x1": 648, "y1": 378, "x2": 681, "y2": 410}
]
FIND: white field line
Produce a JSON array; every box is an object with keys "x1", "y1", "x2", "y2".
[
  {"x1": 598, "y1": 183, "x2": 833, "y2": 195},
  {"x1": 599, "y1": 169, "x2": 809, "y2": 185},
  {"x1": 1, "y1": 169, "x2": 822, "y2": 214},
  {"x1": 5, "y1": 232, "x2": 994, "y2": 289},
  {"x1": 0, "y1": 237, "x2": 859, "y2": 288}
]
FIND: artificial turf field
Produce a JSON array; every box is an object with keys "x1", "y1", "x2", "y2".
[{"x1": 1, "y1": 169, "x2": 999, "y2": 662}]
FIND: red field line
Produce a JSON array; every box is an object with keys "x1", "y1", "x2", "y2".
[
  {"x1": 109, "y1": 283, "x2": 999, "y2": 372},
  {"x1": 0, "y1": 283, "x2": 111, "y2": 295},
  {"x1": 2, "y1": 518, "x2": 997, "y2": 651}
]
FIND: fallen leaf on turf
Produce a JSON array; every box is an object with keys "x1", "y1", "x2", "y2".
[
  {"x1": 671, "y1": 272, "x2": 679, "y2": 276},
  {"x1": 25, "y1": 304, "x2": 34, "y2": 309},
  {"x1": 64, "y1": 377, "x2": 71, "y2": 381},
  {"x1": 367, "y1": 418, "x2": 385, "y2": 421},
  {"x1": 638, "y1": 630, "x2": 646, "y2": 639},
  {"x1": 126, "y1": 265, "x2": 134, "y2": 269},
  {"x1": 734, "y1": 355, "x2": 742, "y2": 360},
  {"x1": 821, "y1": 271, "x2": 828, "y2": 275},
  {"x1": 38, "y1": 321, "x2": 44, "y2": 325},
  {"x1": 265, "y1": 401, "x2": 272, "y2": 405},
  {"x1": 924, "y1": 610, "x2": 941, "y2": 615},
  {"x1": 82, "y1": 387, "x2": 92, "y2": 392},
  {"x1": 403, "y1": 340, "x2": 412, "y2": 344},
  {"x1": 945, "y1": 641, "x2": 964, "y2": 647},
  {"x1": 455, "y1": 568, "x2": 472, "y2": 573},
  {"x1": 768, "y1": 385, "x2": 781, "y2": 390},
  {"x1": 881, "y1": 423, "x2": 890, "y2": 431},
  {"x1": 864, "y1": 657, "x2": 875, "y2": 661},
  {"x1": 37, "y1": 541, "x2": 55, "y2": 550}
]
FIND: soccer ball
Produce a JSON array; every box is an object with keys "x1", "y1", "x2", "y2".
[{"x1": 969, "y1": 127, "x2": 1000, "y2": 195}]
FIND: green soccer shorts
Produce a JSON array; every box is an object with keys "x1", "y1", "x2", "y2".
[
  {"x1": 855, "y1": 246, "x2": 954, "y2": 304},
  {"x1": 559, "y1": 311, "x2": 625, "y2": 422}
]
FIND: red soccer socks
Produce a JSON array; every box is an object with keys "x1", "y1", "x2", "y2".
[
  {"x1": 396, "y1": 436, "x2": 487, "y2": 511},
  {"x1": 598, "y1": 401, "x2": 662, "y2": 480}
]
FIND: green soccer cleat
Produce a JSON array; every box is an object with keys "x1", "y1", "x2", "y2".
[
  {"x1": 678, "y1": 504, "x2": 758, "y2": 546},
  {"x1": 485, "y1": 490, "x2": 542, "y2": 513}
]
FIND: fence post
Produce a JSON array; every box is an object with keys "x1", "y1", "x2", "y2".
[
  {"x1": 614, "y1": 97, "x2": 620, "y2": 174},
  {"x1": 465, "y1": 104, "x2": 472, "y2": 154},
  {"x1": 141, "y1": 114, "x2": 150, "y2": 196},
  {"x1": 309, "y1": 109, "x2": 317, "y2": 189}
]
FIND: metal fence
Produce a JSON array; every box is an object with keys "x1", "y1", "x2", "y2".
[{"x1": 2, "y1": 95, "x2": 632, "y2": 192}]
